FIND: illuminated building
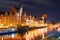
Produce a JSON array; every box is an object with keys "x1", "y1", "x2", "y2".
[{"x1": 0, "y1": 6, "x2": 48, "y2": 28}]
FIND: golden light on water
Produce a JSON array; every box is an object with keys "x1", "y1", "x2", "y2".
[{"x1": 20, "y1": 28, "x2": 48, "y2": 40}]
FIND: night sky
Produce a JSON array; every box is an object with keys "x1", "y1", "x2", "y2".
[{"x1": 0, "y1": 0, "x2": 60, "y2": 22}]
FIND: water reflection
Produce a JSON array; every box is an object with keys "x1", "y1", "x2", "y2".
[{"x1": 0, "y1": 27, "x2": 60, "y2": 40}]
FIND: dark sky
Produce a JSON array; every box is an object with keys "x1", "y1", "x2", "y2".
[{"x1": 0, "y1": 0, "x2": 60, "y2": 22}]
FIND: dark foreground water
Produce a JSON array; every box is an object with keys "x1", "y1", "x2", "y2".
[{"x1": 45, "y1": 29, "x2": 60, "y2": 40}]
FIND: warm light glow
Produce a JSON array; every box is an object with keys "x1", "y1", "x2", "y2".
[
  {"x1": 0, "y1": 11, "x2": 48, "y2": 28},
  {"x1": 1, "y1": 24, "x2": 3, "y2": 26},
  {"x1": 42, "y1": 16, "x2": 44, "y2": 20},
  {"x1": 57, "y1": 27, "x2": 60, "y2": 32},
  {"x1": 10, "y1": 24, "x2": 13, "y2": 26},
  {"x1": 21, "y1": 24, "x2": 25, "y2": 26},
  {"x1": 11, "y1": 34, "x2": 15, "y2": 38}
]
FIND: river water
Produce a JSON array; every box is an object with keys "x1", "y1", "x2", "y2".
[{"x1": 0, "y1": 27, "x2": 60, "y2": 40}]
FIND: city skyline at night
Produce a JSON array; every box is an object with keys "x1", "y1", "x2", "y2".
[
  {"x1": 0, "y1": 0, "x2": 60, "y2": 40},
  {"x1": 0, "y1": 0, "x2": 60, "y2": 22}
]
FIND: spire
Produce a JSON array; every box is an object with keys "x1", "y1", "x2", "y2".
[
  {"x1": 19, "y1": 5, "x2": 23, "y2": 25},
  {"x1": 19, "y1": 5, "x2": 23, "y2": 16}
]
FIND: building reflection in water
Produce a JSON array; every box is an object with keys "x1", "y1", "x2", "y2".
[{"x1": 0, "y1": 28, "x2": 48, "y2": 40}]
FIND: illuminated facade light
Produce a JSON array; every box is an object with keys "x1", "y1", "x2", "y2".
[
  {"x1": 1, "y1": 24, "x2": 3, "y2": 26},
  {"x1": 10, "y1": 24, "x2": 13, "y2": 26}
]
